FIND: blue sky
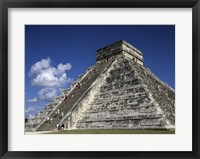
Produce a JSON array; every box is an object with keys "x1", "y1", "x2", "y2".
[{"x1": 25, "y1": 25, "x2": 175, "y2": 119}]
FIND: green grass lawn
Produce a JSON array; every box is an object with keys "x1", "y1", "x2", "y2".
[{"x1": 46, "y1": 129, "x2": 175, "y2": 134}]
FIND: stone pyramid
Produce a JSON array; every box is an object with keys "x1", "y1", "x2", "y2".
[{"x1": 25, "y1": 40, "x2": 175, "y2": 132}]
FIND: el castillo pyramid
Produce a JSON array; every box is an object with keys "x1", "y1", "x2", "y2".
[{"x1": 25, "y1": 40, "x2": 175, "y2": 132}]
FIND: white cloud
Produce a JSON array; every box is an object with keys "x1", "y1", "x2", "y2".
[
  {"x1": 29, "y1": 58, "x2": 72, "y2": 88},
  {"x1": 25, "y1": 105, "x2": 43, "y2": 119},
  {"x1": 58, "y1": 88, "x2": 65, "y2": 92},
  {"x1": 65, "y1": 77, "x2": 73, "y2": 83},
  {"x1": 28, "y1": 114, "x2": 34, "y2": 119},
  {"x1": 25, "y1": 107, "x2": 35, "y2": 113},
  {"x1": 38, "y1": 87, "x2": 57, "y2": 101},
  {"x1": 27, "y1": 97, "x2": 37, "y2": 103},
  {"x1": 30, "y1": 58, "x2": 51, "y2": 75},
  {"x1": 57, "y1": 63, "x2": 72, "y2": 73}
]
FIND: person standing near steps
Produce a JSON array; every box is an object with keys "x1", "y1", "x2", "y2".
[
  {"x1": 57, "y1": 109, "x2": 60, "y2": 115},
  {"x1": 60, "y1": 111, "x2": 64, "y2": 119}
]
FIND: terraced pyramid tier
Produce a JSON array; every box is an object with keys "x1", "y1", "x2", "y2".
[
  {"x1": 25, "y1": 40, "x2": 175, "y2": 132},
  {"x1": 62, "y1": 55, "x2": 175, "y2": 130}
]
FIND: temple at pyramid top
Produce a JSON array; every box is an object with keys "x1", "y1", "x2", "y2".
[
  {"x1": 96, "y1": 40, "x2": 144, "y2": 65},
  {"x1": 25, "y1": 40, "x2": 175, "y2": 132}
]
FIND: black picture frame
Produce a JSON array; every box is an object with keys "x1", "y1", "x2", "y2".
[{"x1": 0, "y1": 0, "x2": 199, "y2": 159}]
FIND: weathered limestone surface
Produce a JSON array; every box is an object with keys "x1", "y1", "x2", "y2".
[
  {"x1": 135, "y1": 65, "x2": 175, "y2": 125},
  {"x1": 25, "y1": 40, "x2": 175, "y2": 132},
  {"x1": 69, "y1": 55, "x2": 174, "y2": 130}
]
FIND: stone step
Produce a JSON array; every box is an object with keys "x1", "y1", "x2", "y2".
[{"x1": 36, "y1": 59, "x2": 113, "y2": 131}]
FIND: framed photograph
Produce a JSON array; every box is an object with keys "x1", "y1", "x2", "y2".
[{"x1": 0, "y1": 0, "x2": 199, "y2": 159}]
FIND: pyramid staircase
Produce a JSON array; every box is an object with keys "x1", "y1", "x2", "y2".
[
  {"x1": 33, "y1": 59, "x2": 114, "y2": 131},
  {"x1": 25, "y1": 40, "x2": 175, "y2": 132}
]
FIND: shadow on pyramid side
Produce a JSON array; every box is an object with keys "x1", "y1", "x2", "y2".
[{"x1": 25, "y1": 40, "x2": 175, "y2": 132}]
